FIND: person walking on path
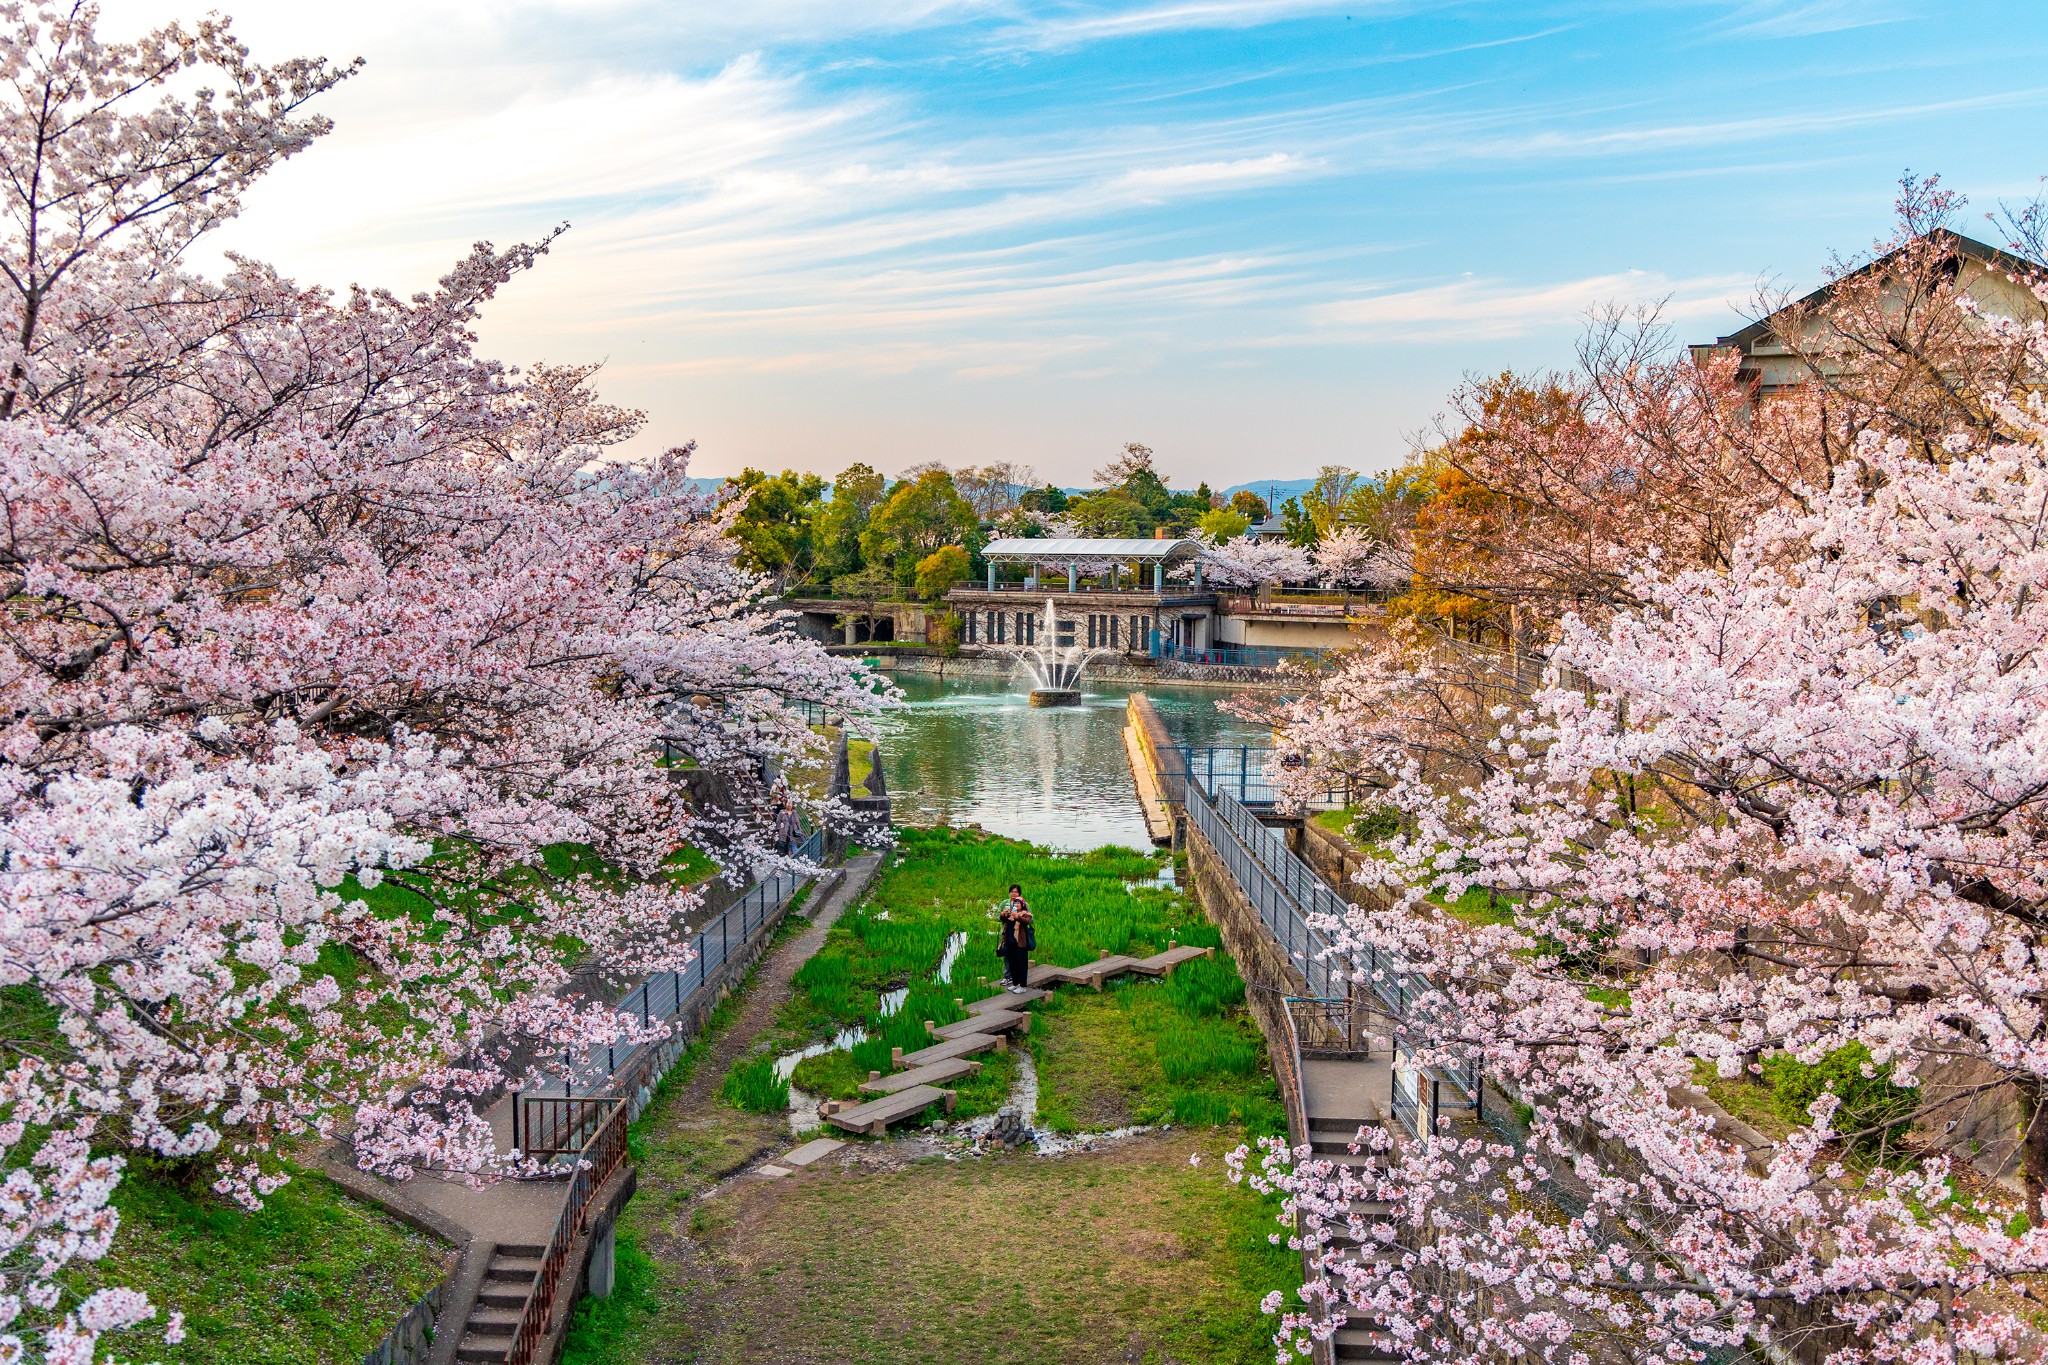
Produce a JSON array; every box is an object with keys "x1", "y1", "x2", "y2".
[{"x1": 998, "y1": 883, "x2": 1034, "y2": 991}]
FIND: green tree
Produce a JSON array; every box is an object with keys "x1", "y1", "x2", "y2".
[
  {"x1": 914, "y1": 545, "x2": 971, "y2": 602},
  {"x1": 861, "y1": 469, "x2": 978, "y2": 582},
  {"x1": 817, "y1": 462, "x2": 887, "y2": 581},
  {"x1": 1020, "y1": 484, "x2": 1069, "y2": 514},
  {"x1": 1063, "y1": 488, "x2": 1148, "y2": 536},
  {"x1": 725, "y1": 467, "x2": 827, "y2": 587},
  {"x1": 1279, "y1": 496, "x2": 1318, "y2": 548},
  {"x1": 1229, "y1": 489, "x2": 1269, "y2": 521},
  {"x1": 1300, "y1": 465, "x2": 1365, "y2": 538},
  {"x1": 1196, "y1": 507, "x2": 1251, "y2": 544}
]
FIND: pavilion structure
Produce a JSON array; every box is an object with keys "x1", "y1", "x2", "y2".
[{"x1": 948, "y1": 536, "x2": 1218, "y2": 655}]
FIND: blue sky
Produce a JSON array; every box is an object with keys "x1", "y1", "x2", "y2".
[{"x1": 106, "y1": 0, "x2": 2048, "y2": 486}]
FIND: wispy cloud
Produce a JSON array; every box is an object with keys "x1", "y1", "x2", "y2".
[
  {"x1": 993, "y1": 0, "x2": 1366, "y2": 51},
  {"x1": 1710, "y1": 0, "x2": 1919, "y2": 39},
  {"x1": 89, "y1": 0, "x2": 2039, "y2": 481},
  {"x1": 1312, "y1": 270, "x2": 1753, "y2": 341}
]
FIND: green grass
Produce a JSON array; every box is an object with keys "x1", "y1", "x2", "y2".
[
  {"x1": 614, "y1": 1129, "x2": 1298, "y2": 1365},
  {"x1": 567, "y1": 826, "x2": 1295, "y2": 1365},
  {"x1": 1031, "y1": 976, "x2": 1283, "y2": 1138},
  {"x1": 76, "y1": 1163, "x2": 450, "y2": 1365},
  {"x1": 776, "y1": 827, "x2": 1259, "y2": 1138},
  {"x1": 720, "y1": 1056, "x2": 792, "y2": 1113}
]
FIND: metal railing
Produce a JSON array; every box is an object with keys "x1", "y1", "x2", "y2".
[
  {"x1": 513, "y1": 1095, "x2": 618, "y2": 1158},
  {"x1": 1159, "y1": 746, "x2": 1352, "y2": 811},
  {"x1": 1185, "y1": 785, "x2": 1345, "y2": 1001},
  {"x1": 506, "y1": 1098, "x2": 629, "y2": 1365},
  {"x1": 1185, "y1": 778, "x2": 1480, "y2": 1111},
  {"x1": 523, "y1": 830, "x2": 823, "y2": 1100},
  {"x1": 1155, "y1": 640, "x2": 1327, "y2": 671}
]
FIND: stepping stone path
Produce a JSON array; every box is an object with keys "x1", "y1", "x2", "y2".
[{"x1": 820, "y1": 944, "x2": 1214, "y2": 1140}]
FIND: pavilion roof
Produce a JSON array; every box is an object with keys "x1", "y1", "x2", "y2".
[{"x1": 980, "y1": 537, "x2": 1202, "y2": 561}]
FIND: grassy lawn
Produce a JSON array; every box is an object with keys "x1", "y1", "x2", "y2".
[
  {"x1": 570, "y1": 825, "x2": 1298, "y2": 1365},
  {"x1": 76, "y1": 1162, "x2": 450, "y2": 1364},
  {"x1": 678, "y1": 1129, "x2": 1295, "y2": 1365},
  {"x1": 1032, "y1": 978, "x2": 1283, "y2": 1137}
]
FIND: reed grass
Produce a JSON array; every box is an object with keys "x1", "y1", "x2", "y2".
[
  {"x1": 719, "y1": 1056, "x2": 790, "y2": 1113},
  {"x1": 1162, "y1": 955, "x2": 1245, "y2": 1017}
]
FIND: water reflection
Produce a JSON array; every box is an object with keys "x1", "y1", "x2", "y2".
[{"x1": 873, "y1": 671, "x2": 1272, "y2": 851}]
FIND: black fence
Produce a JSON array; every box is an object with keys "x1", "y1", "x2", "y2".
[
  {"x1": 1184, "y1": 778, "x2": 1480, "y2": 1122},
  {"x1": 527, "y1": 828, "x2": 823, "y2": 1098}
]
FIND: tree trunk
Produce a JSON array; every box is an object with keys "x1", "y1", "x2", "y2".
[{"x1": 2023, "y1": 1078, "x2": 2048, "y2": 1217}]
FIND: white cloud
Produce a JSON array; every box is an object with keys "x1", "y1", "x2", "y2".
[
  {"x1": 1313, "y1": 270, "x2": 1753, "y2": 341},
  {"x1": 995, "y1": 0, "x2": 1364, "y2": 50},
  {"x1": 1710, "y1": 0, "x2": 1918, "y2": 39}
]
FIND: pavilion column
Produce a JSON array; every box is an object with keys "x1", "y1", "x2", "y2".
[
  {"x1": 1194, "y1": 560, "x2": 1203, "y2": 589},
  {"x1": 1153, "y1": 560, "x2": 1162, "y2": 590},
  {"x1": 1068, "y1": 563, "x2": 1077, "y2": 593},
  {"x1": 987, "y1": 561, "x2": 995, "y2": 590}
]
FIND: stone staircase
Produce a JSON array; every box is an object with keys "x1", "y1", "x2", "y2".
[
  {"x1": 452, "y1": 1241, "x2": 547, "y2": 1362},
  {"x1": 1300, "y1": 1058, "x2": 1403, "y2": 1365}
]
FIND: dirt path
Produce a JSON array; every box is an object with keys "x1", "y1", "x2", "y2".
[{"x1": 607, "y1": 855, "x2": 882, "y2": 1355}]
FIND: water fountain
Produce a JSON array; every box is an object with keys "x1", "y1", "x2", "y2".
[{"x1": 1017, "y1": 597, "x2": 1105, "y2": 706}]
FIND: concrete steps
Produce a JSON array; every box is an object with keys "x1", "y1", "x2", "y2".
[{"x1": 454, "y1": 1241, "x2": 546, "y2": 1362}]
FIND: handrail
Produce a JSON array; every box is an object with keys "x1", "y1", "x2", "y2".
[
  {"x1": 526, "y1": 846, "x2": 819, "y2": 1099},
  {"x1": 505, "y1": 1097, "x2": 628, "y2": 1365},
  {"x1": 1184, "y1": 778, "x2": 1480, "y2": 1109}
]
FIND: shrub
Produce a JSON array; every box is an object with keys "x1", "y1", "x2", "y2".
[
  {"x1": 719, "y1": 1056, "x2": 790, "y2": 1113},
  {"x1": 914, "y1": 545, "x2": 971, "y2": 602},
  {"x1": 1761, "y1": 1043, "x2": 1918, "y2": 1156},
  {"x1": 1349, "y1": 804, "x2": 1402, "y2": 845}
]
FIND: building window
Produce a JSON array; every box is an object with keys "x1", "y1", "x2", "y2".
[
  {"x1": 963, "y1": 612, "x2": 976, "y2": 644},
  {"x1": 1108, "y1": 615, "x2": 1119, "y2": 649},
  {"x1": 992, "y1": 611, "x2": 1004, "y2": 644},
  {"x1": 1131, "y1": 614, "x2": 1147, "y2": 652}
]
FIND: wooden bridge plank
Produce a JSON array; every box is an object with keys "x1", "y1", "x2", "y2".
[
  {"x1": 967, "y1": 988, "x2": 1044, "y2": 1013},
  {"x1": 822, "y1": 1084, "x2": 955, "y2": 1136},
  {"x1": 932, "y1": 1010, "x2": 1029, "y2": 1040},
  {"x1": 1128, "y1": 944, "x2": 1215, "y2": 976},
  {"x1": 895, "y1": 1033, "x2": 1006, "y2": 1069},
  {"x1": 859, "y1": 1058, "x2": 980, "y2": 1094}
]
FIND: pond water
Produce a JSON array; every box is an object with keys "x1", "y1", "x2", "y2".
[{"x1": 870, "y1": 669, "x2": 1271, "y2": 851}]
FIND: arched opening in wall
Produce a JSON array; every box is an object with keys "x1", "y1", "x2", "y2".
[{"x1": 872, "y1": 617, "x2": 896, "y2": 642}]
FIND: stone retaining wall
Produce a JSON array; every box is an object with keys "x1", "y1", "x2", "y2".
[
  {"x1": 360, "y1": 1275, "x2": 450, "y2": 1365},
  {"x1": 1182, "y1": 821, "x2": 1309, "y2": 1107}
]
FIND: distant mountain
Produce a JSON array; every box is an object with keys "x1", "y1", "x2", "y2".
[{"x1": 1219, "y1": 478, "x2": 1316, "y2": 506}]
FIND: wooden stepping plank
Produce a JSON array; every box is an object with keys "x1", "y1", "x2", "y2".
[
  {"x1": 895, "y1": 1033, "x2": 1006, "y2": 1069},
  {"x1": 932, "y1": 1010, "x2": 1029, "y2": 1039},
  {"x1": 1063, "y1": 955, "x2": 1140, "y2": 989},
  {"x1": 859, "y1": 1057, "x2": 980, "y2": 1094},
  {"x1": 1027, "y1": 962, "x2": 1082, "y2": 988},
  {"x1": 1128, "y1": 944, "x2": 1215, "y2": 977},
  {"x1": 823, "y1": 1084, "x2": 955, "y2": 1136},
  {"x1": 967, "y1": 988, "x2": 1044, "y2": 1013}
]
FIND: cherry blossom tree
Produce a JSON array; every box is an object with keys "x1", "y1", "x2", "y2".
[
  {"x1": 1187, "y1": 534, "x2": 1313, "y2": 588},
  {"x1": 0, "y1": 6, "x2": 878, "y2": 1356},
  {"x1": 1312, "y1": 527, "x2": 1406, "y2": 590},
  {"x1": 1258, "y1": 295, "x2": 2048, "y2": 1359}
]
